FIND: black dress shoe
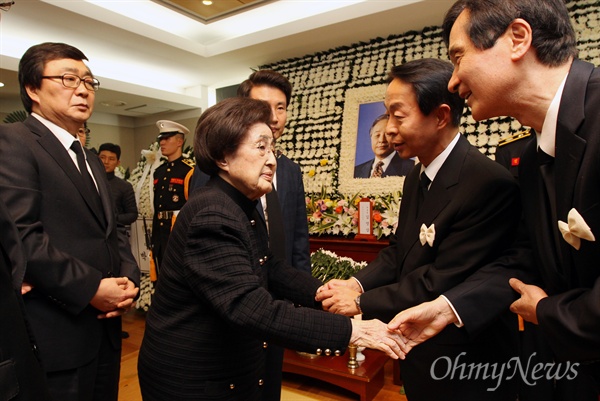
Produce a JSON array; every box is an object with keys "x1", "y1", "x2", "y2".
[{"x1": 121, "y1": 331, "x2": 130, "y2": 339}]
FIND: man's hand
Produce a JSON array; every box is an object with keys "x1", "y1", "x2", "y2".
[
  {"x1": 350, "y1": 318, "x2": 409, "y2": 360},
  {"x1": 91, "y1": 277, "x2": 139, "y2": 319},
  {"x1": 387, "y1": 296, "x2": 457, "y2": 354},
  {"x1": 316, "y1": 284, "x2": 360, "y2": 316},
  {"x1": 321, "y1": 278, "x2": 361, "y2": 292},
  {"x1": 21, "y1": 281, "x2": 33, "y2": 295},
  {"x1": 509, "y1": 278, "x2": 547, "y2": 325}
]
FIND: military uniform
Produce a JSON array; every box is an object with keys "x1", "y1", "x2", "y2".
[
  {"x1": 151, "y1": 156, "x2": 194, "y2": 268},
  {"x1": 151, "y1": 120, "x2": 194, "y2": 270},
  {"x1": 495, "y1": 128, "x2": 533, "y2": 179}
]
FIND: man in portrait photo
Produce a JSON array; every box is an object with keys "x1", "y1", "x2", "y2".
[{"x1": 354, "y1": 113, "x2": 414, "y2": 178}]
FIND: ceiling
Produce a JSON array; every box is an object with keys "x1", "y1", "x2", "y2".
[
  {"x1": 0, "y1": 0, "x2": 454, "y2": 122},
  {"x1": 157, "y1": 0, "x2": 274, "y2": 23}
]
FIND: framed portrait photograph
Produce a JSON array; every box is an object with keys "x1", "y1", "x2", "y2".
[
  {"x1": 339, "y1": 85, "x2": 413, "y2": 195},
  {"x1": 354, "y1": 101, "x2": 387, "y2": 170}
]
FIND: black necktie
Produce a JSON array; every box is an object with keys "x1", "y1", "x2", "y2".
[
  {"x1": 420, "y1": 171, "x2": 431, "y2": 194},
  {"x1": 417, "y1": 171, "x2": 430, "y2": 213},
  {"x1": 537, "y1": 148, "x2": 562, "y2": 262},
  {"x1": 265, "y1": 186, "x2": 286, "y2": 262},
  {"x1": 71, "y1": 141, "x2": 103, "y2": 215},
  {"x1": 538, "y1": 148, "x2": 557, "y2": 219}
]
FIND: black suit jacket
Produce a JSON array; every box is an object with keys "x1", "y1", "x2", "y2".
[
  {"x1": 448, "y1": 60, "x2": 600, "y2": 359},
  {"x1": 355, "y1": 135, "x2": 521, "y2": 400},
  {"x1": 441, "y1": 60, "x2": 600, "y2": 399},
  {"x1": 353, "y1": 152, "x2": 414, "y2": 178},
  {"x1": 0, "y1": 116, "x2": 139, "y2": 372},
  {"x1": 260, "y1": 154, "x2": 311, "y2": 272},
  {"x1": 0, "y1": 199, "x2": 52, "y2": 401},
  {"x1": 106, "y1": 172, "x2": 138, "y2": 226},
  {"x1": 520, "y1": 60, "x2": 600, "y2": 363},
  {"x1": 138, "y1": 176, "x2": 350, "y2": 400}
]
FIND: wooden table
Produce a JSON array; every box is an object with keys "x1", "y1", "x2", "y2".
[
  {"x1": 282, "y1": 348, "x2": 388, "y2": 401},
  {"x1": 305, "y1": 236, "x2": 403, "y2": 390},
  {"x1": 309, "y1": 235, "x2": 388, "y2": 263}
]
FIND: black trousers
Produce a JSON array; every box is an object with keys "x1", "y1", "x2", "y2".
[{"x1": 46, "y1": 327, "x2": 121, "y2": 401}]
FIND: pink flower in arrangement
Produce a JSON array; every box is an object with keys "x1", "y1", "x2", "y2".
[
  {"x1": 352, "y1": 211, "x2": 359, "y2": 225},
  {"x1": 312, "y1": 211, "x2": 322, "y2": 220}
]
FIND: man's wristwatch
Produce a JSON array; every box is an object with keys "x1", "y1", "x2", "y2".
[{"x1": 354, "y1": 295, "x2": 363, "y2": 314}]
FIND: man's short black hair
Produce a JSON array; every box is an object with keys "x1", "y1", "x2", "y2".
[{"x1": 98, "y1": 143, "x2": 121, "y2": 160}]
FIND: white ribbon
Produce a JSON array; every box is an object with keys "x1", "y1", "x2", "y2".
[
  {"x1": 419, "y1": 223, "x2": 435, "y2": 247},
  {"x1": 558, "y1": 208, "x2": 595, "y2": 250},
  {"x1": 134, "y1": 148, "x2": 163, "y2": 214}
]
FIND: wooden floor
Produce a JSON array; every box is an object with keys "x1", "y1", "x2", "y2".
[{"x1": 119, "y1": 309, "x2": 408, "y2": 401}]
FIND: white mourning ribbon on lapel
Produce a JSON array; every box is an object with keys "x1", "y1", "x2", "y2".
[
  {"x1": 558, "y1": 208, "x2": 595, "y2": 250},
  {"x1": 419, "y1": 223, "x2": 435, "y2": 247}
]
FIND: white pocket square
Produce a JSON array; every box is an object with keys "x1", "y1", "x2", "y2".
[
  {"x1": 419, "y1": 223, "x2": 435, "y2": 247},
  {"x1": 558, "y1": 208, "x2": 595, "y2": 250}
]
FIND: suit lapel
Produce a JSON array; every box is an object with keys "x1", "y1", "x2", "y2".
[
  {"x1": 399, "y1": 136, "x2": 467, "y2": 264},
  {"x1": 257, "y1": 155, "x2": 291, "y2": 222},
  {"x1": 87, "y1": 150, "x2": 113, "y2": 232},
  {"x1": 383, "y1": 154, "x2": 400, "y2": 177},
  {"x1": 275, "y1": 156, "x2": 289, "y2": 208},
  {"x1": 420, "y1": 135, "x2": 468, "y2": 223},
  {"x1": 358, "y1": 160, "x2": 374, "y2": 178},
  {"x1": 383, "y1": 153, "x2": 413, "y2": 177},
  {"x1": 555, "y1": 60, "x2": 592, "y2": 221},
  {"x1": 24, "y1": 117, "x2": 107, "y2": 228},
  {"x1": 395, "y1": 165, "x2": 420, "y2": 259},
  {"x1": 520, "y1": 131, "x2": 566, "y2": 292},
  {"x1": 553, "y1": 60, "x2": 594, "y2": 285}
]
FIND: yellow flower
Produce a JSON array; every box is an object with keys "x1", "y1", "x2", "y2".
[
  {"x1": 308, "y1": 169, "x2": 316, "y2": 177},
  {"x1": 320, "y1": 159, "x2": 328, "y2": 166}
]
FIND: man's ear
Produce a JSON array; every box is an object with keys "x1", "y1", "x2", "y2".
[
  {"x1": 25, "y1": 85, "x2": 40, "y2": 105},
  {"x1": 217, "y1": 159, "x2": 229, "y2": 172},
  {"x1": 435, "y1": 104, "x2": 452, "y2": 129},
  {"x1": 507, "y1": 18, "x2": 533, "y2": 61}
]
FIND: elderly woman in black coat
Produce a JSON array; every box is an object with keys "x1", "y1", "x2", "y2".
[{"x1": 138, "y1": 97, "x2": 406, "y2": 401}]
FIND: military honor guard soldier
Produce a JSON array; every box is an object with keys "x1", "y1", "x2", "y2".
[{"x1": 151, "y1": 120, "x2": 195, "y2": 272}]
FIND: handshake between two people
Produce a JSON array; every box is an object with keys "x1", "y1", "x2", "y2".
[
  {"x1": 316, "y1": 277, "x2": 550, "y2": 359},
  {"x1": 315, "y1": 278, "x2": 459, "y2": 359}
]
